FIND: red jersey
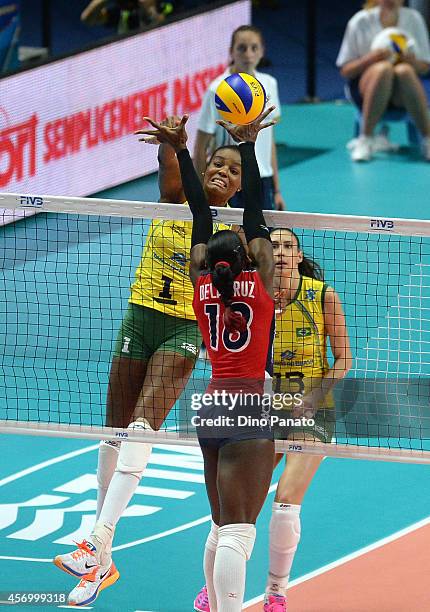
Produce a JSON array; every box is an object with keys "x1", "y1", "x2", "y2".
[{"x1": 193, "y1": 269, "x2": 274, "y2": 380}]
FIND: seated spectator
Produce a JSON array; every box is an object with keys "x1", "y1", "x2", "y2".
[
  {"x1": 337, "y1": 0, "x2": 430, "y2": 162},
  {"x1": 81, "y1": 0, "x2": 173, "y2": 33}
]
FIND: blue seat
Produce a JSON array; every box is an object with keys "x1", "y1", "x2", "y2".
[{"x1": 353, "y1": 108, "x2": 420, "y2": 146}]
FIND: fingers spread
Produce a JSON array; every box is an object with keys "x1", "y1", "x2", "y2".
[
  {"x1": 259, "y1": 105, "x2": 276, "y2": 122},
  {"x1": 259, "y1": 120, "x2": 276, "y2": 130}
]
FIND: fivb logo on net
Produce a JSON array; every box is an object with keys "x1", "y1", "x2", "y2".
[
  {"x1": 19, "y1": 195, "x2": 44, "y2": 208},
  {"x1": 0, "y1": 442, "x2": 208, "y2": 561}
]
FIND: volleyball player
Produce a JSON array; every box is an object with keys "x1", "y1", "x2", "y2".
[
  {"x1": 262, "y1": 228, "x2": 352, "y2": 611},
  {"x1": 52, "y1": 118, "x2": 242, "y2": 606},
  {"x1": 194, "y1": 229, "x2": 352, "y2": 612},
  {"x1": 137, "y1": 108, "x2": 277, "y2": 611}
]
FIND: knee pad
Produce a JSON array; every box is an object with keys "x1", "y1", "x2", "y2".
[
  {"x1": 116, "y1": 420, "x2": 153, "y2": 480},
  {"x1": 270, "y1": 503, "x2": 301, "y2": 554},
  {"x1": 217, "y1": 523, "x2": 256, "y2": 561},
  {"x1": 205, "y1": 521, "x2": 219, "y2": 553},
  {"x1": 97, "y1": 440, "x2": 121, "y2": 489}
]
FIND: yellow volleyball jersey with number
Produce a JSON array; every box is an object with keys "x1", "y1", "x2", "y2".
[
  {"x1": 129, "y1": 206, "x2": 229, "y2": 320},
  {"x1": 273, "y1": 276, "x2": 334, "y2": 408}
]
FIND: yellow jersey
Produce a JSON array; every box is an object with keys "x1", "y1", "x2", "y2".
[
  {"x1": 129, "y1": 206, "x2": 228, "y2": 320},
  {"x1": 273, "y1": 276, "x2": 334, "y2": 408}
]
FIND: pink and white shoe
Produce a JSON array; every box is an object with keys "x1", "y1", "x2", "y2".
[
  {"x1": 264, "y1": 593, "x2": 287, "y2": 612},
  {"x1": 194, "y1": 585, "x2": 210, "y2": 612}
]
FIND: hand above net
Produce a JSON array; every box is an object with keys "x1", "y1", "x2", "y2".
[
  {"x1": 135, "y1": 115, "x2": 189, "y2": 151},
  {"x1": 135, "y1": 115, "x2": 182, "y2": 145},
  {"x1": 216, "y1": 105, "x2": 276, "y2": 143}
]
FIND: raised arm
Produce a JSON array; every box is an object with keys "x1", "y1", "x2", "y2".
[
  {"x1": 217, "y1": 107, "x2": 276, "y2": 296},
  {"x1": 136, "y1": 116, "x2": 185, "y2": 203},
  {"x1": 136, "y1": 115, "x2": 213, "y2": 285}
]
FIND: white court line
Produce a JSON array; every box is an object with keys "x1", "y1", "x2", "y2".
[
  {"x1": 0, "y1": 484, "x2": 279, "y2": 562},
  {"x1": 243, "y1": 513, "x2": 430, "y2": 608},
  {"x1": 0, "y1": 445, "x2": 98, "y2": 488},
  {"x1": 112, "y1": 483, "x2": 279, "y2": 553}
]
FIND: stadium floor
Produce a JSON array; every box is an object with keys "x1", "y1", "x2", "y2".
[{"x1": 1, "y1": 102, "x2": 430, "y2": 611}]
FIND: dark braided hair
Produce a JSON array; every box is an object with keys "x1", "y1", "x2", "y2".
[
  {"x1": 270, "y1": 228, "x2": 324, "y2": 281},
  {"x1": 206, "y1": 230, "x2": 248, "y2": 332}
]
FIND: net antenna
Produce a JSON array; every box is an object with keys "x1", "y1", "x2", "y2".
[{"x1": 1, "y1": 192, "x2": 430, "y2": 463}]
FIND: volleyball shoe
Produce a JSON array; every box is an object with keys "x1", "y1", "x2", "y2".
[
  {"x1": 53, "y1": 540, "x2": 100, "y2": 578},
  {"x1": 67, "y1": 561, "x2": 119, "y2": 606},
  {"x1": 264, "y1": 593, "x2": 287, "y2": 612},
  {"x1": 53, "y1": 521, "x2": 114, "y2": 577},
  {"x1": 194, "y1": 585, "x2": 210, "y2": 611}
]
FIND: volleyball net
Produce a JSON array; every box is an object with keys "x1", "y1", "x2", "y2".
[{"x1": 1, "y1": 192, "x2": 430, "y2": 463}]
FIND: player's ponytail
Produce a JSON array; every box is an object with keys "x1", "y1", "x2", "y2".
[
  {"x1": 299, "y1": 256, "x2": 324, "y2": 281},
  {"x1": 212, "y1": 262, "x2": 247, "y2": 333},
  {"x1": 207, "y1": 230, "x2": 247, "y2": 333}
]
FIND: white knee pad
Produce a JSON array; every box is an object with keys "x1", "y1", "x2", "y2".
[
  {"x1": 270, "y1": 503, "x2": 301, "y2": 554},
  {"x1": 205, "y1": 521, "x2": 219, "y2": 553},
  {"x1": 97, "y1": 440, "x2": 121, "y2": 489},
  {"x1": 217, "y1": 523, "x2": 256, "y2": 561},
  {"x1": 116, "y1": 420, "x2": 153, "y2": 480}
]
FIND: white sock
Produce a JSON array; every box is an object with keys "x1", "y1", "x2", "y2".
[
  {"x1": 204, "y1": 522, "x2": 219, "y2": 612},
  {"x1": 90, "y1": 520, "x2": 115, "y2": 567},
  {"x1": 266, "y1": 502, "x2": 301, "y2": 596},
  {"x1": 213, "y1": 523, "x2": 256, "y2": 612},
  {"x1": 98, "y1": 441, "x2": 152, "y2": 528},
  {"x1": 96, "y1": 441, "x2": 120, "y2": 521}
]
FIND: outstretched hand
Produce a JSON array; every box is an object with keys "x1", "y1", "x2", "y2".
[
  {"x1": 135, "y1": 115, "x2": 189, "y2": 151},
  {"x1": 216, "y1": 105, "x2": 276, "y2": 143}
]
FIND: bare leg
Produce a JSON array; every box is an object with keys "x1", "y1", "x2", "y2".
[
  {"x1": 275, "y1": 452, "x2": 323, "y2": 504},
  {"x1": 217, "y1": 439, "x2": 274, "y2": 525},
  {"x1": 133, "y1": 350, "x2": 196, "y2": 428},
  {"x1": 359, "y1": 61, "x2": 395, "y2": 135},
  {"x1": 391, "y1": 63, "x2": 430, "y2": 136},
  {"x1": 105, "y1": 356, "x2": 148, "y2": 428}
]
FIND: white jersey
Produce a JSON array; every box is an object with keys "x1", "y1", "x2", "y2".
[
  {"x1": 197, "y1": 69, "x2": 281, "y2": 178},
  {"x1": 336, "y1": 6, "x2": 430, "y2": 67}
]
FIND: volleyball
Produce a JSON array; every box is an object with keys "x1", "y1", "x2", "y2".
[
  {"x1": 371, "y1": 27, "x2": 416, "y2": 64},
  {"x1": 215, "y1": 72, "x2": 266, "y2": 125}
]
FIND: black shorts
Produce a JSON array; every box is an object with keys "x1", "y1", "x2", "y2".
[{"x1": 194, "y1": 379, "x2": 274, "y2": 450}]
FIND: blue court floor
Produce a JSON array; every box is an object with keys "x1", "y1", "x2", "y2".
[{"x1": 1, "y1": 102, "x2": 430, "y2": 611}]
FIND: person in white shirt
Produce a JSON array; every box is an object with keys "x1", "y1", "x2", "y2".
[
  {"x1": 336, "y1": 0, "x2": 430, "y2": 162},
  {"x1": 194, "y1": 25, "x2": 285, "y2": 210}
]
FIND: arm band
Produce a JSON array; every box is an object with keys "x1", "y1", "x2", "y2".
[
  {"x1": 239, "y1": 142, "x2": 270, "y2": 243},
  {"x1": 176, "y1": 148, "x2": 213, "y2": 248}
]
